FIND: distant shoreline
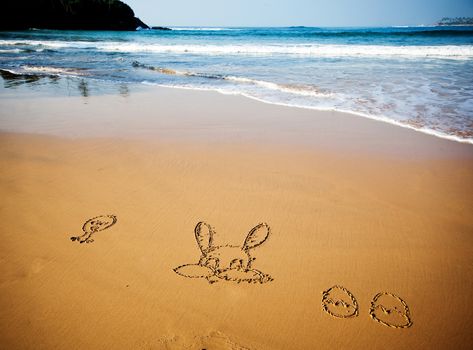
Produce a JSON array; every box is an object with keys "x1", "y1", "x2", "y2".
[{"x1": 436, "y1": 24, "x2": 473, "y2": 27}]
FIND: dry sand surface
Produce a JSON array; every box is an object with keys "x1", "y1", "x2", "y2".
[{"x1": 1, "y1": 86, "x2": 473, "y2": 349}]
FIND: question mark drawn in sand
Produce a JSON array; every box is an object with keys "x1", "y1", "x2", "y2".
[
  {"x1": 70, "y1": 215, "x2": 117, "y2": 244},
  {"x1": 322, "y1": 285, "x2": 359, "y2": 318},
  {"x1": 369, "y1": 292, "x2": 413, "y2": 328},
  {"x1": 174, "y1": 222, "x2": 273, "y2": 284}
]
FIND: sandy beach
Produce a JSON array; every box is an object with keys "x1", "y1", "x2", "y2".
[{"x1": 1, "y1": 85, "x2": 473, "y2": 349}]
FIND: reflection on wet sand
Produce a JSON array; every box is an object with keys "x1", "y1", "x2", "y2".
[
  {"x1": 0, "y1": 68, "x2": 58, "y2": 88},
  {"x1": 78, "y1": 79, "x2": 89, "y2": 98},
  {"x1": 119, "y1": 84, "x2": 129, "y2": 98},
  {"x1": 0, "y1": 72, "x2": 131, "y2": 99}
]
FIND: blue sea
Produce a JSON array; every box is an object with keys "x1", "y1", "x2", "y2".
[{"x1": 1, "y1": 26, "x2": 473, "y2": 143}]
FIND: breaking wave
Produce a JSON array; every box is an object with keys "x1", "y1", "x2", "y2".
[
  {"x1": 2, "y1": 39, "x2": 473, "y2": 59},
  {"x1": 132, "y1": 61, "x2": 333, "y2": 98}
]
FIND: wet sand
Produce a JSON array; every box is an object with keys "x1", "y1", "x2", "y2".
[{"x1": 1, "y1": 86, "x2": 473, "y2": 349}]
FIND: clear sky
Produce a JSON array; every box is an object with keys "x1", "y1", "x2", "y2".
[{"x1": 125, "y1": 0, "x2": 473, "y2": 27}]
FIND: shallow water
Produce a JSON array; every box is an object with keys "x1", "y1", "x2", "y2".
[{"x1": 1, "y1": 26, "x2": 472, "y2": 143}]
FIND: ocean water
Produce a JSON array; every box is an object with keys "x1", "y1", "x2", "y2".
[{"x1": 1, "y1": 26, "x2": 473, "y2": 143}]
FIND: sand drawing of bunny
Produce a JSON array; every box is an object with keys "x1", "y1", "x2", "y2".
[{"x1": 174, "y1": 222, "x2": 273, "y2": 284}]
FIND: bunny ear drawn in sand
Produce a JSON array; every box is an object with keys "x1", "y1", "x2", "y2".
[
  {"x1": 194, "y1": 221, "x2": 215, "y2": 254},
  {"x1": 242, "y1": 223, "x2": 270, "y2": 251}
]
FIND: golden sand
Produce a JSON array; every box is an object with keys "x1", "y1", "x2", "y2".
[{"x1": 1, "y1": 87, "x2": 473, "y2": 349}]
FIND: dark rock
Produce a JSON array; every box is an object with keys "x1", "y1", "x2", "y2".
[
  {"x1": 152, "y1": 26, "x2": 172, "y2": 31},
  {"x1": 135, "y1": 17, "x2": 150, "y2": 30},
  {"x1": 0, "y1": 0, "x2": 149, "y2": 31}
]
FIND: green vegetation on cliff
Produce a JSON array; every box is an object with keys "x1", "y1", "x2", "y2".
[
  {"x1": 437, "y1": 17, "x2": 473, "y2": 26},
  {"x1": 0, "y1": 0, "x2": 149, "y2": 31}
]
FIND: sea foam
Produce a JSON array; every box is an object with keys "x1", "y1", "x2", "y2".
[{"x1": 2, "y1": 39, "x2": 473, "y2": 59}]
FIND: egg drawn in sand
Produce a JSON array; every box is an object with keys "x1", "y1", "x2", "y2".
[
  {"x1": 322, "y1": 285, "x2": 359, "y2": 318},
  {"x1": 369, "y1": 292, "x2": 413, "y2": 328}
]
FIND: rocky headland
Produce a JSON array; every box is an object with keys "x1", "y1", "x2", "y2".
[{"x1": 0, "y1": 0, "x2": 149, "y2": 31}]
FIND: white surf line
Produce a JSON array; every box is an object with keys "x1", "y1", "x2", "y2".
[{"x1": 141, "y1": 81, "x2": 473, "y2": 145}]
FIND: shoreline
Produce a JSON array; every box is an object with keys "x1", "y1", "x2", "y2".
[
  {"x1": 2, "y1": 66, "x2": 473, "y2": 144},
  {"x1": 149, "y1": 82, "x2": 473, "y2": 145},
  {"x1": 2, "y1": 78, "x2": 473, "y2": 147}
]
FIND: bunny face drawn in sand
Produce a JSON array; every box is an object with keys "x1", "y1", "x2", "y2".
[
  {"x1": 174, "y1": 222, "x2": 273, "y2": 284},
  {"x1": 369, "y1": 292, "x2": 413, "y2": 328},
  {"x1": 70, "y1": 215, "x2": 117, "y2": 244}
]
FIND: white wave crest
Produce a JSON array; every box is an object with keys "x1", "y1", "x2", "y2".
[
  {"x1": 133, "y1": 62, "x2": 333, "y2": 98},
  {"x1": 0, "y1": 49, "x2": 21, "y2": 53},
  {"x1": 22, "y1": 65, "x2": 85, "y2": 75},
  {"x1": 1, "y1": 39, "x2": 472, "y2": 59},
  {"x1": 169, "y1": 27, "x2": 239, "y2": 31},
  {"x1": 224, "y1": 76, "x2": 333, "y2": 97},
  {"x1": 100, "y1": 43, "x2": 473, "y2": 59}
]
